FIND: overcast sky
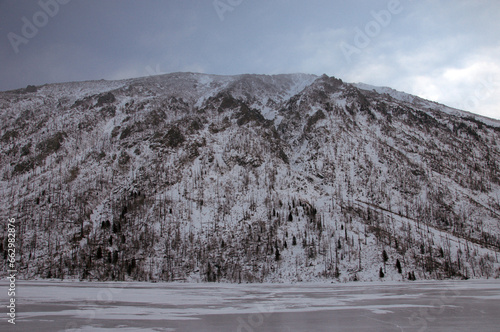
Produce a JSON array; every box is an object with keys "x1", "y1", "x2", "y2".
[{"x1": 1, "y1": 0, "x2": 499, "y2": 119}]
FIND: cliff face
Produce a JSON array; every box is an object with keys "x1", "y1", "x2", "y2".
[{"x1": 1, "y1": 72, "x2": 499, "y2": 282}]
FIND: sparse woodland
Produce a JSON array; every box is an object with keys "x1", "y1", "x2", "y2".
[{"x1": 1, "y1": 73, "x2": 499, "y2": 282}]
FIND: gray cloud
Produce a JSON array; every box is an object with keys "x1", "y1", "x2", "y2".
[{"x1": 0, "y1": 0, "x2": 498, "y2": 118}]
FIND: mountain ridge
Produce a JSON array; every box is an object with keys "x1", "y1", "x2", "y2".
[
  {"x1": 5, "y1": 72, "x2": 499, "y2": 124},
  {"x1": 1, "y1": 72, "x2": 499, "y2": 282}
]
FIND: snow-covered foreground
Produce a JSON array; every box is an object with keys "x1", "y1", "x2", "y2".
[{"x1": 0, "y1": 280, "x2": 499, "y2": 331}]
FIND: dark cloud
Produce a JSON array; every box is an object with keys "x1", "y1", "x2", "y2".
[{"x1": 0, "y1": 0, "x2": 498, "y2": 118}]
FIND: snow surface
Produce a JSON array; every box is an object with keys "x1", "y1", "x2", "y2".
[
  {"x1": 1, "y1": 280, "x2": 499, "y2": 331},
  {"x1": 1, "y1": 72, "x2": 500, "y2": 286}
]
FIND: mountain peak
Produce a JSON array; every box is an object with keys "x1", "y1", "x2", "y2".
[{"x1": 1, "y1": 72, "x2": 499, "y2": 282}]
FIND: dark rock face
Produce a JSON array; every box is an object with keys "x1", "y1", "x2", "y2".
[
  {"x1": 25, "y1": 85, "x2": 37, "y2": 93},
  {"x1": 97, "y1": 92, "x2": 116, "y2": 106}
]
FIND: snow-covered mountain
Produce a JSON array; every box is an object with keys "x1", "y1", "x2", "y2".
[{"x1": 1, "y1": 72, "x2": 499, "y2": 282}]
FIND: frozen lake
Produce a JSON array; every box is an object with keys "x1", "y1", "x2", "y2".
[{"x1": 0, "y1": 280, "x2": 499, "y2": 331}]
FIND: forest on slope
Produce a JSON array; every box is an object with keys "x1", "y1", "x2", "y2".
[{"x1": 1, "y1": 73, "x2": 499, "y2": 282}]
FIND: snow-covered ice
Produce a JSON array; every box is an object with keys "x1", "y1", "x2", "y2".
[{"x1": 1, "y1": 280, "x2": 499, "y2": 331}]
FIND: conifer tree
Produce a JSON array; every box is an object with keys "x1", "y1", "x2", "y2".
[{"x1": 396, "y1": 259, "x2": 402, "y2": 274}]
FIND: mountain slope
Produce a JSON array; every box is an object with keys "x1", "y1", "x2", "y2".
[{"x1": 1, "y1": 73, "x2": 499, "y2": 282}]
